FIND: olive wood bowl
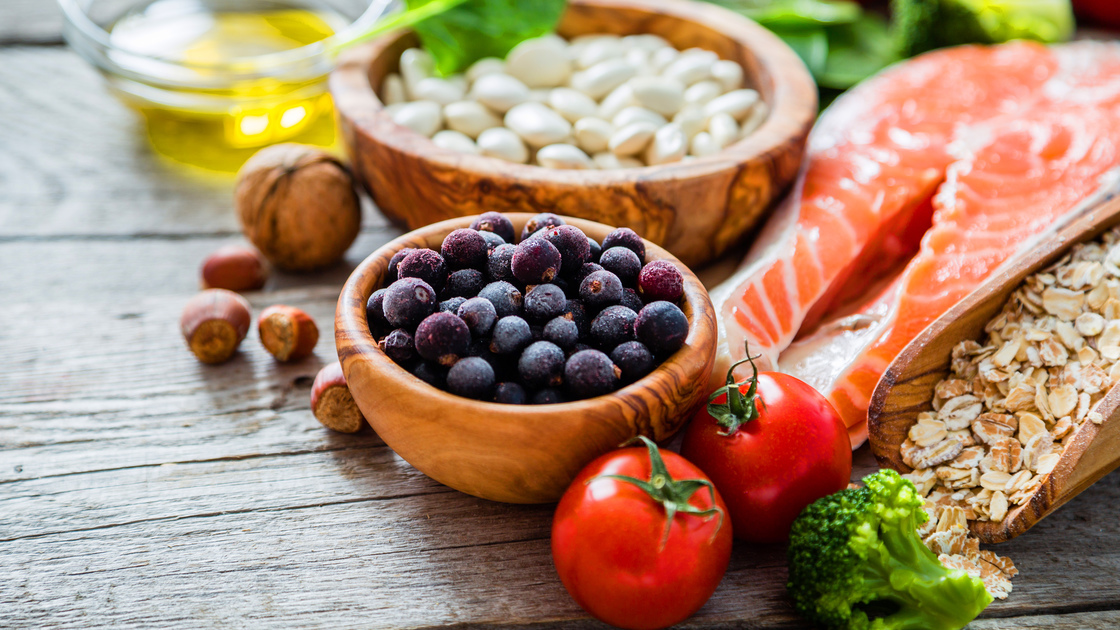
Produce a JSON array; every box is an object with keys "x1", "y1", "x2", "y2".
[
  {"x1": 336, "y1": 213, "x2": 717, "y2": 503},
  {"x1": 329, "y1": 0, "x2": 816, "y2": 269},
  {"x1": 868, "y1": 194, "x2": 1120, "y2": 543}
]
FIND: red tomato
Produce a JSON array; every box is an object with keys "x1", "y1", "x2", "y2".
[
  {"x1": 1075, "y1": 0, "x2": 1120, "y2": 28},
  {"x1": 680, "y1": 352, "x2": 851, "y2": 543},
  {"x1": 551, "y1": 437, "x2": 733, "y2": 630}
]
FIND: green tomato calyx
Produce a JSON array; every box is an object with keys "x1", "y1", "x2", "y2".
[{"x1": 708, "y1": 342, "x2": 762, "y2": 435}]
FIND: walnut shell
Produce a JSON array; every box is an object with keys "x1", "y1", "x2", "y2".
[{"x1": 235, "y1": 144, "x2": 361, "y2": 272}]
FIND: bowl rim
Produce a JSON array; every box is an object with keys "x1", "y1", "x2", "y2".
[
  {"x1": 336, "y1": 213, "x2": 717, "y2": 416},
  {"x1": 330, "y1": 0, "x2": 818, "y2": 178}
]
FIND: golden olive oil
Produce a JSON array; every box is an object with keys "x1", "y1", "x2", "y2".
[{"x1": 109, "y1": 0, "x2": 349, "y2": 172}]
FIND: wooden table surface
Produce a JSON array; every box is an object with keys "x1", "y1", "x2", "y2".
[{"x1": 5, "y1": 4, "x2": 1120, "y2": 628}]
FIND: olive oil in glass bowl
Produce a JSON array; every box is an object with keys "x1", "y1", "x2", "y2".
[{"x1": 60, "y1": 0, "x2": 389, "y2": 172}]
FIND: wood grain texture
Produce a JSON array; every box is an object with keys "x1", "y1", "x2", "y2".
[
  {"x1": 868, "y1": 195, "x2": 1120, "y2": 543},
  {"x1": 331, "y1": 0, "x2": 816, "y2": 268},
  {"x1": 337, "y1": 214, "x2": 717, "y2": 504}
]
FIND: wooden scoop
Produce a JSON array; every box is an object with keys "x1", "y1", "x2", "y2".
[{"x1": 868, "y1": 193, "x2": 1120, "y2": 543}]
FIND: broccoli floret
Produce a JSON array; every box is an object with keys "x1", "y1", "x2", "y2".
[
  {"x1": 892, "y1": 0, "x2": 1074, "y2": 57},
  {"x1": 787, "y1": 470, "x2": 992, "y2": 630}
]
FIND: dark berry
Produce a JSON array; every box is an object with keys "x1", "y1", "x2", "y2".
[
  {"x1": 638, "y1": 260, "x2": 684, "y2": 303},
  {"x1": 489, "y1": 316, "x2": 532, "y2": 355},
  {"x1": 397, "y1": 249, "x2": 448, "y2": 293},
  {"x1": 524, "y1": 283, "x2": 567, "y2": 323},
  {"x1": 441, "y1": 228, "x2": 488, "y2": 270},
  {"x1": 621, "y1": 288, "x2": 644, "y2": 313},
  {"x1": 414, "y1": 312, "x2": 471, "y2": 366},
  {"x1": 471, "y1": 211, "x2": 515, "y2": 243},
  {"x1": 512, "y1": 238, "x2": 562, "y2": 285},
  {"x1": 551, "y1": 276, "x2": 571, "y2": 296},
  {"x1": 387, "y1": 248, "x2": 415, "y2": 283},
  {"x1": 543, "y1": 316, "x2": 579, "y2": 349},
  {"x1": 531, "y1": 388, "x2": 567, "y2": 405},
  {"x1": 590, "y1": 305, "x2": 638, "y2": 350},
  {"x1": 568, "y1": 342, "x2": 594, "y2": 357},
  {"x1": 440, "y1": 296, "x2": 467, "y2": 313},
  {"x1": 560, "y1": 299, "x2": 590, "y2": 336},
  {"x1": 383, "y1": 278, "x2": 437, "y2": 328},
  {"x1": 447, "y1": 357, "x2": 495, "y2": 399},
  {"x1": 541, "y1": 225, "x2": 591, "y2": 276},
  {"x1": 599, "y1": 247, "x2": 641, "y2": 287},
  {"x1": 410, "y1": 361, "x2": 446, "y2": 388},
  {"x1": 564, "y1": 349, "x2": 620, "y2": 399},
  {"x1": 487, "y1": 243, "x2": 517, "y2": 283},
  {"x1": 381, "y1": 328, "x2": 416, "y2": 364},
  {"x1": 573, "y1": 262, "x2": 603, "y2": 284},
  {"x1": 518, "y1": 341, "x2": 566, "y2": 389},
  {"x1": 610, "y1": 341, "x2": 654, "y2": 384},
  {"x1": 494, "y1": 382, "x2": 528, "y2": 404},
  {"x1": 601, "y1": 227, "x2": 646, "y2": 263},
  {"x1": 635, "y1": 301, "x2": 688, "y2": 357},
  {"x1": 367, "y1": 288, "x2": 391, "y2": 338},
  {"x1": 457, "y1": 297, "x2": 497, "y2": 337},
  {"x1": 478, "y1": 281, "x2": 523, "y2": 318},
  {"x1": 443, "y1": 268, "x2": 485, "y2": 299},
  {"x1": 478, "y1": 230, "x2": 507, "y2": 254},
  {"x1": 588, "y1": 237, "x2": 602, "y2": 262},
  {"x1": 521, "y1": 213, "x2": 565, "y2": 241},
  {"x1": 579, "y1": 270, "x2": 624, "y2": 309}
]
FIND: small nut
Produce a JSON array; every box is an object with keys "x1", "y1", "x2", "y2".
[
  {"x1": 200, "y1": 245, "x2": 269, "y2": 292},
  {"x1": 258, "y1": 305, "x2": 319, "y2": 362},
  {"x1": 180, "y1": 289, "x2": 252, "y2": 364},
  {"x1": 310, "y1": 362, "x2": 366, "y2": 433}
]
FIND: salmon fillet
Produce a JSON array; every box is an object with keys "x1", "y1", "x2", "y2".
[{"x1": 711, "y1": 42, "x2": 1120, "y2": 447}]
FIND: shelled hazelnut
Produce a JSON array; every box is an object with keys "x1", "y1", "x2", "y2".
[
  {"x1": 258, "y1": 305, "x2": 319, "y2": 362},
  {"x1": 200, "y1": 245, "x2": 269, "y2": 292},
  {"x1": 310, "y1": 362, "x2": 366, "y2": 433},
  {"x1": 180, "y1": 289, "x2": 252, "y2": 364}
]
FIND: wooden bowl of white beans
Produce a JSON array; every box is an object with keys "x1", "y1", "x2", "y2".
[{"x1": 330, "y1": 0, "x2": 816, "y2": 268}]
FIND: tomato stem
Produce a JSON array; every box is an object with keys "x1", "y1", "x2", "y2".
[
  {"x1": 592, "y1": 435, "x2": 724, "y2": 550},
  {"x1": 707, "y1": 342, "x2": 761, "y2": 435}
]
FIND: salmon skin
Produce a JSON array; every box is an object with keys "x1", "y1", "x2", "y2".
[{"x1": 710, "y1": 42, "x2": 1120, "y2": 448}]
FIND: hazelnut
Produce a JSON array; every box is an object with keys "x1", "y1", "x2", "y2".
[
  {"x1": 310, "y1": 362, "x2": 366, "y2": 433},
  {"x1": 181, "y1": 289, "x2": 252, "y2": 364},
  {"x1": 235, "y1": 143, "x2": 361, "y2": 272},
  {"x1": 258, "y1": 305, "x2": 319, "y2": 361},
  {"x1": 200, "y1": 245, "x2": 269, "y2": 292}
]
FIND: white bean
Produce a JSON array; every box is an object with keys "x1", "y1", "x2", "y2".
[
  {"x1": 381, "y1": 73, "x2": 406, "y2": 105},
  {"x1": 609, "y1": 121, "x2": 658, "y2": 156},
  {"x1": 703, "y1": 89, "x2": 760, "y2": 121},
  {"x1": 570, "y1": 59, "x2": 637, "y2": 100},
  {"x1": 537, "y1": 144, "x2": 594, "y2": 169},
  {"x1": 708, "y1": 112, "x2": 739, "y2": 148},
  {"x1": 578, "y1": 37, "x2": 626, "y2": 69},
  {"x1": 504, "y1": 102, "x2": 572, "y2": 148},
  {"x1": 399, "y1": 48, "x2": 434, "y2": 95},
  {"x1": 645, "y1": 123, "x2": 687, "y2": 165},
  {"x1": 739, "y1": 100, "x2": 769, "y2": 137},
  {"x1": 432, "y1": 130, "x2": 479, "y2": 154},
  {"x1": 661, "y1": 50, "x2": 716, "y2": 85},
  {"x1": 548, "y1": 88, "x2": 598, "y2": 123},
  {"x1": 711, "y1": 59, "x2": 744, "y2": 92},
  {"x1": 628, "y1": 77, "x2": 685, "y2": 116},
  {"x1": 597, "y1": 84, "x2": 638, "y2": 120},
  {"x1": 410, "y1": 77, "x2": 466, "y2": 106},
  {"x1": 623, "y1": 34, "x2": 671, "y2": 52},
  {"x1": 689, "y1": 131, "x2": 720, "y2": 157},
  {"x1": 527, "y1": 89, "x2": 551, "y2": 104},
  {"x1": 593, "y1": 152, "x2": 643, "y2": 169},
  {"x1": 625, "y1": 48, "x2": 653, "y2": 76},
  {"x1": 466, "y1": 57, "x2": 505, "y2": 82},
  {"x1": 649, "y1": 47, "x2": 679, "y2": 74},
  {"x1": 672, "y1": 108, "x2": 707, "y2": 138},
  {"x1": 469, "y1": 74, "x2": 530, "y2": 113},
  {"x1": 613, "y1": 106, "x2": 666, "y2": 129},
  {"x1": 684, "y1": 80, "x2": 722, "y2": 107},
  {"x1": 573, "y1": 117, "x2": 613, "y2": 154},
  {"x1": 506, "y1": 36, "x2": 572, "y2": 88},
  {"x1": 477, "y1": 127, "x2": 529, "y2": 163},
  {"x1": 443, "y1": 101, "x2": 502, "y2": 138},
  {"x1": 392, "y1": 100, "x2": 442, "y2": 137}
]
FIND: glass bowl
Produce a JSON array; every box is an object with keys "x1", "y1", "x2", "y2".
[{"x1": 60, "y1": 0, "x2": 392, "y2": 172}]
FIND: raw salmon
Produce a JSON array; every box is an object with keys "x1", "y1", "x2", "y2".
[{"x1": 710, "y1": 42, "x2": 1120, "y2": 447}]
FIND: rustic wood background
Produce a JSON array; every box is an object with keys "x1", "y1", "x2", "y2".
[{"x1": 4, "y1": 4, "x2": 1120, "y2": 628}]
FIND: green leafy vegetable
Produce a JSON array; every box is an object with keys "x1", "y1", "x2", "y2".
[{"x1": 893, "y1": 0, "x2": 1075, "y2": 57}]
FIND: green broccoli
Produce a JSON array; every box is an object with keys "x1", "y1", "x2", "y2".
[
  {"x1": 786, "y1": 470, "x2": 992, "y2": 630},
  {"x1": 893, "y1": 0, "x2": 1074, "y2": 57}
]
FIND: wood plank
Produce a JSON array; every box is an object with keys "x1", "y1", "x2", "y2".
[
  {"x1": 970, "y1": 611, "x2": 1120, "y2": 628},
  {"x1": 0, "y1": 2, "x2": 63, "y2": 45}
]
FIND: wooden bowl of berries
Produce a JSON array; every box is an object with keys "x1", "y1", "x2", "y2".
[{"x1": 336, "y1": 212, "x2": 716, "y2": 503}]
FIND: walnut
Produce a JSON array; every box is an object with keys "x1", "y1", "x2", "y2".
[{"x1": 235, "y1": 144, "x2": 361, "y2": 271}]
